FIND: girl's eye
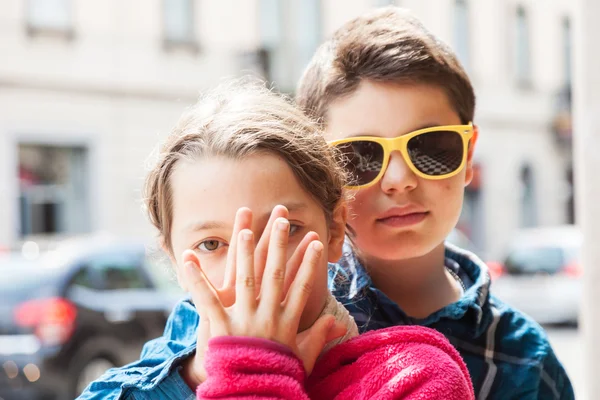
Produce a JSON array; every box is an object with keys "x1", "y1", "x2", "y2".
[
  {"x1": 197, "y1": 240, "x2": 224, "y2": 252},
  {"x1": 289, "y1": 224, "x2": 300, "y2": 236}
]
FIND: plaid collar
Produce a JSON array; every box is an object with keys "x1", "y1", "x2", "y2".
[{"x1": 328, "y1": 239, "x2": 493, "y2": 337}]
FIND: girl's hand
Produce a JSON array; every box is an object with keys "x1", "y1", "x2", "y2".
[
  {"x1": 186, "y1": 217, "x2": 326, "y2": 344},
  {"x1": 180, "y1": 207, "x2": 343, "y2": 388}
]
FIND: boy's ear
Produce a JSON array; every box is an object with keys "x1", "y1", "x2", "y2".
[
  {"x1": 464, "y1": 125, "x2": 479, "y2": 186},
  {"x1": 327, "y1": 202, "x2": 348, "y2": 263}
]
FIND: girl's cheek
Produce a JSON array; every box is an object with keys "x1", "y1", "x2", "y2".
[
  {"x1": 203, "y1": 268, "x2": 225, "y2": 288},
  {"x1": 195, "y1": 254, "x2": 227, "y2": 288}
]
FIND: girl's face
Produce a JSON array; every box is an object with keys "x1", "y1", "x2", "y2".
[{"x1": 168, "y1": 152, "x2": 345, "y2": 330}]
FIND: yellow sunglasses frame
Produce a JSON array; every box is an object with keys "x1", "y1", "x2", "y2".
[{"x1": 329, "y1": 123, "x2": 476, "y2": 189}]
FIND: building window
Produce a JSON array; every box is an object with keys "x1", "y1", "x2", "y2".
[
  {"x1": 454, "y1": 0, "x2": 470, "y2": 70},
  {"x1": 163, "y1": 0, "x2": 196, "y2": 48},
  {"x1": 258, "y1": 0, "x2": 322, "y2": 92},
  {"x1": 565, "y1": 164, "x2": 575, "y2": 224},
  {"x1": 26, "y1": 0, "x2": 72, "y2": 36},
  {"x1": 296, "y1": 0, "x2": 322, "y2": 80},
  {"x1": 374, "y1": 0, "x2": 396, "y2": 6},
  {"x1": 514, "y1": 6, "x2": 531, "y2": 87},
  {"x1": 18, "y1": 144, "x2": 90, "y2": 237},
  {"x1": 519, "y1": 163, "x2": 537, "y2": 228},
  {"x1": 562, "y1": 16, "x2": 572, "y2": 86},
  {"x1": 256, "y1": 0, "x2": 283, "y2": 82}
]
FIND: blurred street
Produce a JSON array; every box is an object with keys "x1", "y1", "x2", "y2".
[{"x1": 547, "y1": 326, "x2": 584, "y2": 399}]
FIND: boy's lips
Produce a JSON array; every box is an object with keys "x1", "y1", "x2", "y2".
[{"x1": 376, "y1": 206, "x2": 429, "y2": 227}]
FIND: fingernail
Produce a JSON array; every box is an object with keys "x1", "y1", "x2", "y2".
[
  {"x1": 277, "y1": 219, "x2": 289, "y2": 231},
  {"x1": 311, "y1": 241, "x2": 323, "y2": 252},
  {"x1": 241, "y1": 231, "x2": 253, "y2": 241}
]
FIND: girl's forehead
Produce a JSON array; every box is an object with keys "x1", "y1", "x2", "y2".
[{"x1": 169, "y1": 154, "x2": 319, "y2": 226}]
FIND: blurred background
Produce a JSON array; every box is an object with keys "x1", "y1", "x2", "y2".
[{"x1": 0, "y1": 0, "x2": 585, "y2": 398}]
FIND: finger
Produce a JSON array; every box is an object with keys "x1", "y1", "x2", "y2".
[
  {"x1": 223, "y1": 207, "x2": 253, "y2": 290},
  {"x1": 283, "y1": 240, "x2": 323, "y2": 321},
  {"x1": 295, "y1": 315, "x2": 344, "y2": 374},
  {"x1": 182, "y1": 257, "x2": 229, "y2": 336},
  {"x1": 254, "y1": 205, "x2": 289, "y2": 288},
  {"x1": 235, "y1": 229, "x2": 257, "y2": 313},
  {"x1": 258, "y1": 218, "x2": 290, "y2": 313},
  {"x1": 325, "y1": 320, "x2": 348, "y2": 343},
  {"x1": 193, "y1": 315, "x2": 210, "y2": 382},
  {"x1": 283, "y1": 231, "x2": 320, "y2": 295}
]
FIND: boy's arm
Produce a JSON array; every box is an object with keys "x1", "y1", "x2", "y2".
[
  {"x1": 76, "y1": 298, "x2": 199, "y2": 400},
  {"x1": 539, "y1": 348, "x2": 575, "y2": 400},
  {"x1": 75, "y1": 355, "x2": 196, "y2": 400},
  {"x1": 196, "y1": 337, "x2": 309, "y2": 400}
]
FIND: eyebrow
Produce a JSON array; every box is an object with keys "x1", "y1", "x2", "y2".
[
  {"x1": 345, "y1": 123, "x2": 443, "y2": 138},
  {"x1": 184, "y1": 202, "x2": 309, "y2": 233},
  {"x1": 184, "y1": 220, "x2": 228, "y2": 233}
]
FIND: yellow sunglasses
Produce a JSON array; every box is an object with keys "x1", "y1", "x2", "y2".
[{"x1": 329, "y1": 123, "x2": 476, "y2": 189}]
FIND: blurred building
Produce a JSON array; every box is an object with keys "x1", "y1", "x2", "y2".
[
  {"x1": 0, "y1": 0, "x2": 574, "y2": 260},
  {"x1": 0, "y1": 0, "x2": 263, "y2": 248}
]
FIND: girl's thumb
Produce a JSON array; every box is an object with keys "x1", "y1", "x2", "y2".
[{"x1": 297, "y1": 315, "x2": 347, "y2": 374}]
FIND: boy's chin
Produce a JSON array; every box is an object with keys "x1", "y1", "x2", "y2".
[{"x1": 359, "y1": 232, "x2": 445, "y2": 261}]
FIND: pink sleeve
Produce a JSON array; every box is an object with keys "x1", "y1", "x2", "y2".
[
  {"x1": 306, "y1": 326, "x2": 475, "y2": 400},
  {"x1": 196, "y1": 336, "x2": 309, "y2": 400}
]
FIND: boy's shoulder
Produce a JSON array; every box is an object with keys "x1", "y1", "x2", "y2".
[
  {"x1": 436, "y1": 245, "x2": 572, "y2": 398},
  {"x1": 329, "y1": 242, "x2": 574, "y2": 398},
  {"x1": 445, "y1": 244, "x2": 554, "y2": 354},
  {"x1": 461, "y1": 293, "x2": 573, "y2": 399},
  {"x1": 486, "y1": 293, "x2": 552, "y2": 358}
]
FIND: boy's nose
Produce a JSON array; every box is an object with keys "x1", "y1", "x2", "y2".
[{"x1": 380, "y1": 151, "x2": 418, "y2": 193}]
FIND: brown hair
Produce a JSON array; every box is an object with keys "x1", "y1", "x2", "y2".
[
  {"x1": 296, "y1": 6, "x2": 476, "y2": 126},
  {"x1": 144, "y1": 79, "x2": 346, "y2": 253}
]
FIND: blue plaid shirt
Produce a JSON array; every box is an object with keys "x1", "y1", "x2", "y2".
[{"x1": 78, "y1": 243, "x2": 574, "y2": 400}]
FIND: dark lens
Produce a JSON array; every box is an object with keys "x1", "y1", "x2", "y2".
[
  {"x1": 407, "y1": 130, "x2": 464, "y2": 176},
  {"x1": 334, "y1": 140, "x2": 385, "y2": 186}
]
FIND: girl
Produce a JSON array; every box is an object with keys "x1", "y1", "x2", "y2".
[{"x1": 143, "y1": 80, "x2": 474, "y2": 399}]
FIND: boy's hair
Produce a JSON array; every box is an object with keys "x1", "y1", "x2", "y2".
[
  {"x1": 144, "y1": 79, "x2": 346, "y2": 253},
  {"x1": 296, "y1": 6, "x2": 475, "y2": 126}
]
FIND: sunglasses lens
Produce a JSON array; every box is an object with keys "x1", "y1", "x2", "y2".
[
  {"x1": 407, "y1": 130, "x2": 464, "y2": 176},
  {"x1": 334, "y1": 140, "x2": 385, "y2": 186}
]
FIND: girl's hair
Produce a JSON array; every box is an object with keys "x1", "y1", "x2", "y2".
[{"x1": 144, "y1": 79, "x2": 347, "y2": 254}]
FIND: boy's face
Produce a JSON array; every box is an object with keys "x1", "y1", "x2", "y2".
[{"x1": 325, "y1": 81, "x2": 475, "y2": 262}]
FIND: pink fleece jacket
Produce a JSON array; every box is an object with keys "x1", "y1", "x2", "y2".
[{"x1": 196, "y1": 325, "x2": 474, "y2": 400}]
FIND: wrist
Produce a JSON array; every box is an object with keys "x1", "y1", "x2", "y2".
[
  {"x1": 209, "y1": 336, "x2": 297, "y2": 356},
  {"x1": 180, "y1": 354, "x2": 204, "y2": 390}
]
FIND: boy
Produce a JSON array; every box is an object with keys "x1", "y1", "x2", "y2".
[
  {"x1": 296, "y1": 7, "x2": 573, "y2": 399},
  {"x1": 78, "y1": 7, "x2": 573, "y2": 400}
]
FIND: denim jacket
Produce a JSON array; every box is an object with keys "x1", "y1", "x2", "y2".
[{"x1": 78, "y1": 243, "x2": 574, "y2": 400}]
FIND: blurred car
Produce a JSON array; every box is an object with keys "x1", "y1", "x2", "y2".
[
  {"x1": 489, "y1": 225, "x2": 582, "y2": 325},
  {"x1": 0, "y1": 236, "x2": 184, "y2": 400}
]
